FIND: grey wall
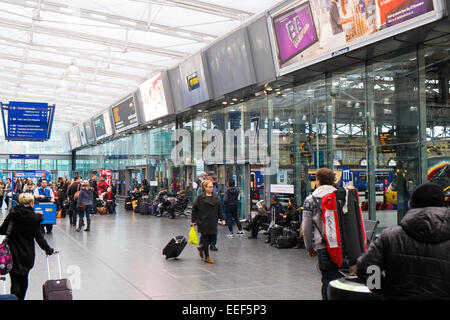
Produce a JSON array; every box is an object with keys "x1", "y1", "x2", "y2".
[
  {"x1": 168, "y1": 66, "x2": 187, "y2": 113},
  {"x1": 206, "y1": 28, "x2": 256, "y2": 98},
  {"x1": 247, "y1": 16, "x2": 277, "y2": 85}
]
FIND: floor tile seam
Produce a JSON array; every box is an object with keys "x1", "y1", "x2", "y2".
[{"x1": 53, "y1": 224, "x2": 154, "y2": 300}]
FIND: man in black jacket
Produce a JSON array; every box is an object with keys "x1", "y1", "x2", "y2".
[
  {"x1": 89, "y1": 174, "x2": 98, "y2": 215},
  {"x1": 223, "y1": 180, "x2": 243, "y2": 237},
  {"x1": 67, "y1": 176, "x2": 81, "y2": 226},
  {"x1": 356, "y1": 183, "x2": 450, "y2": 299}
]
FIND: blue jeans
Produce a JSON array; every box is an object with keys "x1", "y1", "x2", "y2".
[{"x1": 78, "y1": 205, "x2": 92, "y2": 221}]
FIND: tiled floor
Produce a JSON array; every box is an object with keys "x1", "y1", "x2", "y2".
[{"x1": 0, "y1": 204, "x2": 322, "y2": 300}]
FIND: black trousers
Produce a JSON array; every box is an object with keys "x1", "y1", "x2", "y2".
[
  {"x1": 225, "y1": 205, "x2": 242, "y2": 232},
  {"x1": 317, "y1": 249, "x2": 342, "y2": 300},
  {"x1": 249, "y1": 215, "x2": 269, "y2": 237},
  {"x1": 10, "y1": 271, "x2": 30, "y2": 300},
  {"x1": 41, "y1": 224, "x2": 53, "y2": 233},
  {"x1": 199, "y1": 234, "x2": 216, "y2": 258}
]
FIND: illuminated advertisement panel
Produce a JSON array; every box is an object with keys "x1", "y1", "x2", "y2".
[{"x1": 139, "y1": 73, "x2": 169, "y2": 123}]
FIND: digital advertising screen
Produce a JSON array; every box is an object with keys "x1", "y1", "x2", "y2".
[
  {"x1": 84, "y1": 119, "x2": 95, "y2": 143},
  {"x1": 111, "y1": 95, "x2": 138, "y2": 133},
  {"x1": 139, "y1": 73, "x2": 169, "y2": 123},
  {"x1": 79, "y1": 123, "x2": 87, "y2": 145},
  {"x1": 270, "y1": 0, "x2": 444, "y2": 75},
  {"x1": 93, "y1": 111, "x2": 113, "y2": 140},
  {"x1": 69, "y1": 126, "x2": 81, "y2": 149}
]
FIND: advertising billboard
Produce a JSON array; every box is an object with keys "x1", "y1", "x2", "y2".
[
  {"x1": 139, "y1": 73, "x2": 169, "y2": 123},
  {"x1": 84, "y1": 119, "x2": 95, "y2": 143},
  {"x1": 79, "y1": 123, "x2": 87, "y2": 145},
  {"x1": 69, "y1": 126, "x2": 81, "y2": 149},
  {"x1": 111, "y1": 95, "x2": 138, "y2": 133},
  {"x1": 93, "y1": 111, "x2": 113, "y2": 140},
  {"x1": 269, "y1": 0, "x2": 445, "y2": 75}
]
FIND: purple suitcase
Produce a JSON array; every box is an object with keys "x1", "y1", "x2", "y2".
[{"x1": 43, "y1": 253, "x2": 73, "y2": 300}]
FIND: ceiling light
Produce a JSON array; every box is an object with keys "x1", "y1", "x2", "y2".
[
  {"x1": 222, "y1": 101, "x2": 228, "y2": 105},
  {"x1": 232, "y1": 98, "x2": 238, "y2": 102}
]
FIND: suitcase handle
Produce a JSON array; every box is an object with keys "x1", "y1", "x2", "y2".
[{"x1": 46, "y1": 251, "x2": 62, "y2": 280}]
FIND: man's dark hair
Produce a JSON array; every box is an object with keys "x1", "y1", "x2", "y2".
[
  {"x1": 74, "y1": 176, "x2": 80, "y2": 181},
  {"x1": 316, "y1": 168, "x2": 335, "y2": 186},
  {"x1": 228, "y1": 180, "x2": 235, "y2": 187}
]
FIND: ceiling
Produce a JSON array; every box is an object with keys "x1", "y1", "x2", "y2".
[{"x1": 0, "y1": 0, "x2": 283, "y2": 126}]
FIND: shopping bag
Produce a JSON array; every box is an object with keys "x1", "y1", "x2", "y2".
[
  {"x1": 56, "y1": 210, "x2": 62, "y2": 219},
  {"x1": 188, "y1": 226, "x2": 199, "y2": 245}
]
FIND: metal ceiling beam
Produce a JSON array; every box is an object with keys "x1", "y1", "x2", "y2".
[
  {"x1": 0, "y1": 35, "x2": 163, "y2": 72},
  {"x1": 0, "y1": 16, "x2": 188, "y2": 59},
  {"x1": 130, "y1": 0, "x2": 252, "y2": 20},
  {"x1": 0, "y1": 51, "x2": 146, "y2": 81},
  {"x1": 1, "y1": 0, "x2": 217, "y2": 43},
  {"x1": 0, "y1": 64, "x2": 137, "y2": 92}
]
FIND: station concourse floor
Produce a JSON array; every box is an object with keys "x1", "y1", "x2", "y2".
[{"x1": 1, "y1": 204, "x2": 322, "y2": 300}]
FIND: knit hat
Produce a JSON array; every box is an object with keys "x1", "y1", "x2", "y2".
[
  {"x1": 409, "y1": 183, "x2": 445, "y2": 209},
  {"x1": 272, "y1": 195, "x2": 279, "y2": 202}
]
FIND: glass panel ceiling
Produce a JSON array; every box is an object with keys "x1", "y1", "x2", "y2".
[{"x1": 0, "y1": 0, "x2": 284, "y2": 133}]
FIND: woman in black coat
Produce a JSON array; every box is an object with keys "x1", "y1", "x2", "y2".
[
  {"x1": 191, "y1": 181, "x2": 226, "y2": 264},
  {"x1": 0, "y1": 193, "x2": 55, "y2": 300}
]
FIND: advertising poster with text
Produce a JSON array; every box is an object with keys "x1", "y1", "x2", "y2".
[
  {"x1": 139, "y1": 73, "x2": 169, "y2": 123},
  {"x1": 271, "y1": 0, "x2": 440, "y2": 74}
]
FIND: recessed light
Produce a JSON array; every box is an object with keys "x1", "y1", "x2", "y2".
[{"x1": 222, "y1": 101, "x2": 228, "y2": 105}]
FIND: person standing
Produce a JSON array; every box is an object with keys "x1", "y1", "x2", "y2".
[
  {"x1": 0, "y1": 193, "x2": 56, "y2": 300},
  {"x1": 356, "y1": 183, "x2": 450, "y2": 299},
  {"x1": 22, "y1": 179, "x2": 35, "y2": 195},
  {"x1": 223, "y1": 180, "x2": 243, "y2": 237},
  {"x1": 191, "y1": 180, "x2": 226, "y2": 264},
  {"x1": 196, "y1": 172, "x2": 207, "y2": 196},
  {"x1": 67, "y1": 177, "x2": 81, "y2": 227},
  {"x1": 97, "y1": 176, "x2": 108, "y2": 196},
  {"x1": 302, "y1": 168, "x2": 340, "y2": 300},
  {"x1": 0, "y1": 178, "x2": 5, "y2": 210},
  {"x1": 4, "y1": 178, "x2": 12, "y2": 209},
  {"x1": 89, "y1": 174, "x2": 98, "y2": 214},
  {"x1": 76, "y1": 181, "x2": 94, "y2": 232},
  {"x1": 33, "y1": 179, "x2": 55, "y2": 234}
]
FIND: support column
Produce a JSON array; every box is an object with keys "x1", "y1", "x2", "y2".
[
  {"x1": 417, "y1": 43, "x2": 428, "y2": 185},
  {"x1": 366, "y1": 61, "x2": 377, "y2": 220}
]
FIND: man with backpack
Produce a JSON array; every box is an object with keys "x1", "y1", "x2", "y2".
[{"x1": 302, "y1": 168, "x2": 341, "y2": 300}]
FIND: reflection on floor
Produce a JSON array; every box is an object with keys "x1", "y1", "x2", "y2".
[{"x1": 0, "y1": 204, "x2": 322, "y2": 300}]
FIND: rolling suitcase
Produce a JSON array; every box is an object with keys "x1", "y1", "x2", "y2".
[
  {"x1": 276, "y1": 235, "x2": 296, "y2": 248},
  {"x1": 269, "y1": 225, "x2": 283, "y2": 246},
  {"x1": 139, "y1": 201, "x2": 151, "y2": 215},
  {"x1": 43, "y1": 253, "x2": 73, "y2": 300},
  {"x1": 124, "y1": 196, "x2": 133, "y2": 211},
  {"x1": 162, "y1": 236, "x2": 187, "y2": 259},
  {"x1": 0, "y1": 276, "x2": 17, "y2": 300}
]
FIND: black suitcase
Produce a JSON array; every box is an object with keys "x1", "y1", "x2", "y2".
[
  {"x1": 162, "y1": 236, "x2": 187, "y2": 259},
  {"x1": 124, "y1": 196, "x2": 133, "y2": 211},
  {"x1": 276, "y1": 235, "x2": 296, "y2": 249},
  {"x1": 138, "y1": 201, "x2": 151, "y2": 215},
  {"x1": 43, "y1": 253, "x2": 73, "y2": 300},
  {"x1": 290, "y1": 221, "x2": 301, "y2": 235},
  {"x1": 269, "y1": 225, "x2": 284, "y2": 246}
]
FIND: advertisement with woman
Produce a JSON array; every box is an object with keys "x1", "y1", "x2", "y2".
[
  {"x1": 269, "y1": 0, "x2": 444, "y2": 75},
  {"x1": 139, "y1": 73, "x2": 169, "y2": 123}
]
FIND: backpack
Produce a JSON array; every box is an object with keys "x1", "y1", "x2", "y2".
[
  {"x1": 313, "y1": 188, "x2": 367, "y2": 268},
  {"x1": 0, "y1": 221, "x2": 14, "y2": 275}
]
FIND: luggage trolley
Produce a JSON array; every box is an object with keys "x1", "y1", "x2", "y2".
[{"x1": 10, "y1": 171, "x2": 57, "y2": 226}]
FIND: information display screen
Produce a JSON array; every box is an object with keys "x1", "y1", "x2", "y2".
[
  {"x1": 79, "y1": 124, "x2": 87, "y2": 145},
  {"x1": 111, "y1": 95, "x2": 138, "y2": 133},
  {"x1": 139, "y1": 73, "x2": 169, "y2": 123},
  {"x1": 84, "y1": 119, "x2": 95, "y2": 143},
  {"x1": 270, "y1": 0, "x2": 443, "y2": 75},
  {"x1": 93, "y1": 111, "x2": 113, "y2": 140}
]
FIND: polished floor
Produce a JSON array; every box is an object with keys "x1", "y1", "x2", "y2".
[{"x1": 0, "y1": 203, "x2": 322, "y2": 300}]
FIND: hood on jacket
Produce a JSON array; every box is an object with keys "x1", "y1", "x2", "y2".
[
  {"x1": 401, "y1": 207, "x2": 450, "y2": 244},
  {"x1": 227, "y1": 187, "x2": 240, "y2": 195},
  {"x1": 312, "y1": 185, "x2": 336, "y2": 199}
]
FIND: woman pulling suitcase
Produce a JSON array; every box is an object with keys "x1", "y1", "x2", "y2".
[{"x1": 191, "y1": 180, "x2": 226, "y2": 264}]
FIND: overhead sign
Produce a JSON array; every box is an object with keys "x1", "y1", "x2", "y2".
[
  {"x1": 270, "y1": 184, "x2": 295, "y2": 194},
  {"x1": 69, "y1": 126, "x2": 81, "y2": 149},
  {"x1": 10, "y1": 154, "x2": 39, "y2": 159},
  {"x1": 111, "y1": 95, "x2": 138, "y2": 133},
  {"x1": 84, "y1": 119, "x2": 95, "y2": 143},
  {"x1": 1, "y1": 101, "x2": 55, "y2": 141},
  {"x1": 187, "y1": 72, "x2": 200, "y2": 91},
  {"x1": 342, "y1": 166, "x2": 352, "y2": 183},
  {"x1": 269, "y1": 0, "x2": 445, "y2": 76},
  {"x1": 379, "y1": 130, "x2": 397, "y2": 153}
]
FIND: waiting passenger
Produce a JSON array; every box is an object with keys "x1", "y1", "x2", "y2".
[
  {"x1": 302, "y1": 168, "x2": 340, "y2": 300},
  {"x1": 103, "y1": 187, "x2": 116, "y2": 214},
  {"x1": 4, "y1": 178, "x2": 12, "y2": 209},
  {"x1": 0, "y1": 193, "x2": 56, "y2": 300},
  {"x1": 131, "y1": 187, "x2": 142, "y2": 201},
  {"x1": 223, "y1": 180, "x2": 243, "y2": 237},
  {"x1": 33, "y1": 179, "x2": 55, "y2": 234},
  {"x1": 191, "y1": 180, "x2": 226, "y2": 264},
  {"x1": 0, "y1": 178, "x2": 5, "y2": 210},
  {"x1": 281, "y1": 197, "x2": 299, "y2": 225},
  {"x1": 67, "y1": 177, "x2": 81, "y2": 227},
  {"x1": 97, "y1": 176, "x2": 108, "y2": 197},
  {"x1": 22, "y1": 179, "x2": 35, "y2": 195},
  {"x1": 76, "y1": 181, "x2": 94, "y2": 232},
  {"x1": 264, "y1": 195, "x2": 285, "y2": 244},
  {"x1": 356, "y1": 183, "x2": 450, "y2": 299}
]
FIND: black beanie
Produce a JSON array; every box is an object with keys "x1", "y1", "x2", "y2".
[{"x1": 409, "y1": 183, "x2": 445, "y2": 209}]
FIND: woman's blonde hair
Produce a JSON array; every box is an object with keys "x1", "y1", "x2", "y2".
[
  {"x1": 19, "y1": 193, "x2": 34, "y2": 205},
  {"x1": 201, "y1": 180, "x2": 213, "y2": 192}
]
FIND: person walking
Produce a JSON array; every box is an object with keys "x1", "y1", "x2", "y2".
[
  {"x1": 4, "y1": 178, "x2": 12, "y2": 209},
  {"x1": 0, "y1": 178, "x2": 5, "y2": 210},
  {"x1": 0, "y1": 193, "x2": 56, "y2": 300},
  {"x1": 191, "y1": 180, "x2": 226, "y2": 264},
  {"x1": 76, "y1": 181, "x2": 94, "y2": 232},
  {"x1": 223, "y1": 179, "x2": 243, "y2": 237},
  {"x1": 67, "y1": 177, "x2": 81, "y2": 227},
  {"x1": 302, "y1": 168, "x2": 340, "y2": 300},
  {"x1": 356, "y1": 183, "x2": 450, "y2": 299}
]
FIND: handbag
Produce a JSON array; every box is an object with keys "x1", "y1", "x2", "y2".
[
  {"x1": 0, "y1": 221, "x2": 14, "y2": 275},
  {"x1": 188, "y1": 226, "x2": 199, "y2": 245}
]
